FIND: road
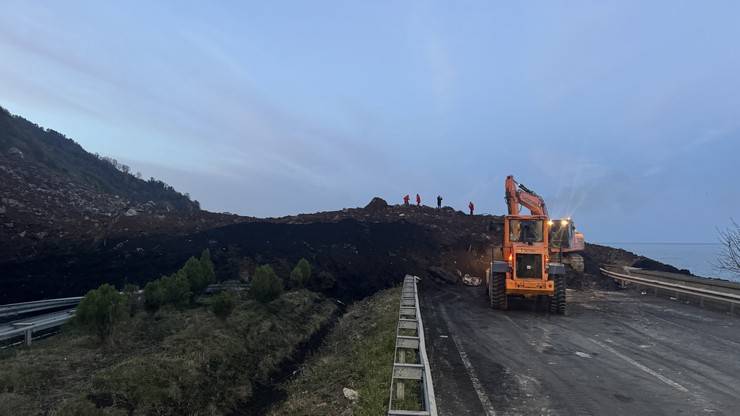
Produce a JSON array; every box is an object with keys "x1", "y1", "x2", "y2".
[{"x1": 420, "y1": 280, "x2": 740, "y2": 415}]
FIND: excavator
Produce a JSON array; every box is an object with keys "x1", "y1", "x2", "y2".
[
  {"x1": 505, "y1": 176, "x2": 585, "y2": 273},
  {"x1": 487, "y1": 175, "x2": 584, "y2": 314}
]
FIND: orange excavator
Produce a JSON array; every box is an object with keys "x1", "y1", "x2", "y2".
[
  {"x1": 487, "y1": 175, "x2": 583, "y2": 314},
  {"x1": 505, "y1": 175, "x2": 585, "y2": 273}
]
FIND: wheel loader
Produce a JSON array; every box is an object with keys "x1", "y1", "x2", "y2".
[{"x1": 487, "y1": 176, "x2": 569, "y2": 314}]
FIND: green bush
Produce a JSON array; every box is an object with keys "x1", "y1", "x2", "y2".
[
  {"x1": 290, "y1": 258, "x2": 311, "y2": 288},
  {"x1": 74, "y1": 284, "x2": 126, "y2": 341},
  {"x1": 251, "y1": 265, "x2": 283, "y2": 303},
  {"x1": 160, "y1": 273, "x2": 191, "y2": 308},
  {"x1": 143, "y1": 280, "x2": 164, "y2": 314},
  {"x1": 210, "y1": 291, "x2": 236, "y2": 321}
]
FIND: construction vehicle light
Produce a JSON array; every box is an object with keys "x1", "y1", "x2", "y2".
[
  {"x1": 560, "y1": 219, "x2": 569, "y2": 226},
  {"x1": 547, "y1": 220, "x2": 554, "y2": 226}
]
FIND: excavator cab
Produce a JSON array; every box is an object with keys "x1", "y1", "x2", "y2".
[{"x1": 548, "y1": 218, "x2": 585, "y2": 272}]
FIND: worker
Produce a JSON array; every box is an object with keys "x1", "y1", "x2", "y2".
[
  {"x1": 403, "y1": 194, "x2": 410, "y2": 206},
  {"x1": 468, "y1": 201, "x2": 475, "y2": 215},
  {"x1": 416, "y1": 193, "x2": 421, "y2": 207},
  {"x1": 436, "y1": 195, "x2": 443, "y2": 209}
]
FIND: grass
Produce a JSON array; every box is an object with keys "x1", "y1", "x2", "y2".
[
  {"x1": 0, "y1": 290, "x2": 336, "y2": 415},
  {"x1": 269, "y1": 286, "x2": 401, "y2": 416}
]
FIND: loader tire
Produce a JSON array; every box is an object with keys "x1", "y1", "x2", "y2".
[
  {"x1": 550, "y1": 274, "x2": 566, "y2": 315},
  {"x1": 490, "y1": 273, "x2": 508, "y2": 310}
]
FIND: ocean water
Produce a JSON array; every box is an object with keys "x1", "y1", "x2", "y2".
[{"x1": 601, "y1": 242, "x2": 740, "y2": 283}]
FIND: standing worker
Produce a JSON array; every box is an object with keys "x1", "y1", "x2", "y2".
[
  {"x1": 436, "y1": 195, "x2": 443, "y2": 209},
  {"x1": 403, "y1": 194, "x2": 410, "y2": 206},
  {"x1": 416, "y1": 193, "x2": 421, "y2": 207},
  {"x1": 468, "y1": 201, "x2": 475, "y2": 215}
]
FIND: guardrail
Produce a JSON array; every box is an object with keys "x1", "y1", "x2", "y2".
[
  {"x1": 600, "y1": 267, "x2": 740, "y2": 313},
  {"x1": 387, "y1": 275, "x2": 437, "y2": 416},
  {"x1": 0, "y1": 296, "x2": 83, "y2": 319},
  {"x1": 0, "y1": 309, "x2": 75, "y2": 346}
]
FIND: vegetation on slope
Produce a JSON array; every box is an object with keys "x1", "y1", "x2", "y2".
[
  {"x1": 0, "y1": 253, "x2": 337, "y2": 415},
  {"x1": 269, "y1": 286, "x2": 400, "y2": 416}
]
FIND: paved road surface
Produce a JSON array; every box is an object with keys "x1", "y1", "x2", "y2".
[{"x1": 420, "y1": 280, "x2": 740, "y2": 415}]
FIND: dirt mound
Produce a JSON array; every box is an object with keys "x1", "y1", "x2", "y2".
[{"x1": 364, "y1": 197, "x2": 388, "y2": 211}]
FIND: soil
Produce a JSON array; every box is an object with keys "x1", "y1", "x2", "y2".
[{"x1": 0, "y1": 198, "x2": 689, "y2": 304}]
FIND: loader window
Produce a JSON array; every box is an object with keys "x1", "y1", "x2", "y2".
[{"x1": 509, "y1": 219, "x2": 543, "y2": 243}]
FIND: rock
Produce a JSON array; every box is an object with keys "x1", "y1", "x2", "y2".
[
  {"x1": 462, "y1": 274, "x2": 482, "y2": 286},
  {"x1": 428, "y1": 266, "x2": 459, "y2": 284},
  {"x1": 7, "y1": 147, "x2": 24, "y2": 159},
  {"x1": 342, "y1": 387, "x2": 359, "y2": 402},
  {"x1": 364, "y1": 197, "x2": 388, "y2": 211},
  {"x1": 18, "y1": 231, "x2": 26, "y2": 238},
  {"x1": 124, "y1": 208, "x2": 138, "y2": 216},
  {"x1": 0, "y1": 206, "x2": 5, "y2": 214},
  {"x1": 35, "y1": 232, "x2": 47, "y2": 240}
]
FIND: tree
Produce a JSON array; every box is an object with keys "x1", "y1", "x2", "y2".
[
  {"x1": 144, "y1": 280, "x2": 164, "y2": 314},
  {"x1": 75, "y1": 284, "x2": 126, "y2": 342},
  {"x1": 210, "y1": 291, "x2": 236, "y2": 321},
  {"x1": 199, "y1": 249, "x2": 216, "y2": 287},
  {"x1": 160, "y1": 273, "x2": 191, "y2": 308},
  {"x1": 251, "y1": 265, "x2": 283, "y2": 303},
  {"x1": 717, "y1": 219, "x2": 740, "y2": 277},
  {"x1": 289, "y1": 258, "x2": 311, "y2": 288}
]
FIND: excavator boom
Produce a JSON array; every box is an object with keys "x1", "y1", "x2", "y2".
[{"x1": 505, "y1": 175, "x2": 548, "y2": 216}]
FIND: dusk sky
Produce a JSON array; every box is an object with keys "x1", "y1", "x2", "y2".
[{"x1": 1, "y1": 1, "x2": 738, "y2": 243}]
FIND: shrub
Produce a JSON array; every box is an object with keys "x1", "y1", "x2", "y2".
[
  {"x1": 74, "y1": 283, "x2": 126, "y2": 342},
  {"x1": 143, "y1": 280, "x2": 164, "y2": 314},
  {"x1": 160, "y1": 273, "x2": 191, "y2": 308},
  {"x1": 251, "y1": 265, "x2": 283, "y2": 303},
  {"x1": 290, "y1": 258, "x2": 311, "y2": 288},
  {"x1": 210, "y1": 291, "x2": 237, "y2": 321}
]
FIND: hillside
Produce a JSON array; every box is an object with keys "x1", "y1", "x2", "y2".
[{"x1": 0, "y1": 106, "x2": 245, "y2": 261}]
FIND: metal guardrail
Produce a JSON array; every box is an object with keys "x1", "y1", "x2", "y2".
[
  {"x1": 600, "y1": 267, "x2": 740, "y2": 312},
  {"x1": 387, "y1": 275, "x2": 437, "y2": 416},
  {"x1": 0, "y1": 309, "x2": 75, "y2": 346},
  {"x1": 0, "y1": 296, "x2": 83, "y2": 319}
]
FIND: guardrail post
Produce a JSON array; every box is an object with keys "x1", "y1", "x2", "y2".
[{"x1": 25, "y1": 328, "x2": 32, "y2": 346}]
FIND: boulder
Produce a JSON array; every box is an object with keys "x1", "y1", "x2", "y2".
[{"x1": 342, "y1": 387, "x2": 359, "y2": 402}]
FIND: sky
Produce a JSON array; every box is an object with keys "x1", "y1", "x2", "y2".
[{"x1": 1, "y1": 1, "x2": 738, "y2": 243}]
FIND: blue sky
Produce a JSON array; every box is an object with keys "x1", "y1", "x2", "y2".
[{"x1": 1, "y1": 1, "x2": 738, "y2": 242}]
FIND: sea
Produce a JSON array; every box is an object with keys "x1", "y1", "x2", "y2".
[{"x1": 599, "y1": 242, "x2": 740, "y2": 283}]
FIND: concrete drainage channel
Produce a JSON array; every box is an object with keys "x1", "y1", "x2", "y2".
[{"x1": 387, "y1": 275, "x2": 438, "y2": 416}]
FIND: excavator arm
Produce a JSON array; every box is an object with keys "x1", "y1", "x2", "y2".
[{"x1": 505, "y1": 175, "x2": 548, "y2": 216}]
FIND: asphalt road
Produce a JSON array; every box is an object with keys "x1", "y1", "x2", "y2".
[{"x1": 420, "y1": 280, "x2": 740, "y2": 416}]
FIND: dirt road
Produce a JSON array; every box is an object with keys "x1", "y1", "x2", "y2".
[{"x1": 420, "y1": 280, "x2": 740, "y2": 415}]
